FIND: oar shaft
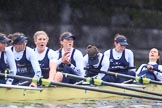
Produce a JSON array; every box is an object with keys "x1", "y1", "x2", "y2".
[
  {"x1": 103, "y1": 81, "x2": 162, "y2": 96},
  {"x1": 50, "y1": 81, "x2": 162, "y2": 101},
  {"x1": 84, "y1": 67, "x2": 162, "y2": 85},
  {"x1": 0, "y1": 73, "x2": 33, "y2": 81},
  {"x1": 0, "y1": 84, "x2": 43, "y2": 91},
  {"x1": 84, "y1": 67, "x2": 134, "y2": 78},
  {"x1": 63, "y1": 73, "x2": 162, "y2": 97}
]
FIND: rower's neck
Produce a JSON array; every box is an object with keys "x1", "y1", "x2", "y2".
[{"x1": 37, "y1": 48, "x2": 45, "y2": 53}]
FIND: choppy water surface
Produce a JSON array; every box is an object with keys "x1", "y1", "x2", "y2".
[{"x1": 1, "y1": 99, "x2": 162, "y2": 108}]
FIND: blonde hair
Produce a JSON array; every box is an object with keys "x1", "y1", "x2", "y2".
[{"x1": 33, "y1": 31, "x2": 49, "y2": 41}]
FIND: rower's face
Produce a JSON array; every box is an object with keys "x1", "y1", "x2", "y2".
[
  {"x1": 149, "y1": 48, "x2": 159, "y2": 61},
  {"x1": 114, "y1": 42, "x2": 126, "y2": 52},
  {"x1": 13, "y1": 41, "x2": 27, "y2": 52},
  {"x1": 0, "y1": 42, "x2": 7, "y2": 51},
  {"x1": 60, "y1": 38, "x2": 74, "y2": 50},
  {"x1": 34, "y1": 34, "x2": 48, "y2": 49}
]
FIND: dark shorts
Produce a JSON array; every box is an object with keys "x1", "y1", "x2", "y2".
[
  {"x1": 61, "y1": 65, "x2": 81, "y2": 84},
  {"x1": 137, "y1": 70, "x2": 157, "y2": 80},
  {"x1": 85, "y1": 71, "x2": 98, "y2": 77},
  {"x1": 12, "y1": 73, "x2": 34, "y2": 86},
  {"x1": 62, "y1": 75, "x2": 81, "y2": 84},
  {"x1": 0, "y1": 79, "x2": 6, "y2": 84}
]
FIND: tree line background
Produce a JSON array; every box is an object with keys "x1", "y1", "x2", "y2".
[{"x1": 1, "y1": 0, "x2": 162, "y2": 66}]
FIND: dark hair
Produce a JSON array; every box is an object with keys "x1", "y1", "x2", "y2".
[
  {"x1": 157, "y1": 51, "x2": 160, "y2": 64},
  {"x1": 86, "y1": 44, "x2": 99, "y2": 57},
  {"x1": 8, "y1": 32, "x2": 25, "y2": 41},
  {"x1": 114, "y1": 33, "x2": 127, "y2": 41},
  {"x1": 148, "y1": 48, "x2": 161, "y2": 64},
  {"x1": 0, "y1": 33, "x2": 11, "y2": 44}
]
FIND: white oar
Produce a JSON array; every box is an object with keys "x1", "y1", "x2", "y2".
[{"x1": 0, "y1": 84, "x2": 43, "y2": 91}]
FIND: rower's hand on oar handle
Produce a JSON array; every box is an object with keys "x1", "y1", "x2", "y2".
[
  {"x1": 144, "y1": 65, "x2": 159, "y2": 72},
  {"x1": 48, "y1": 78, "x2": 55, "y2": 82},
  {"x1": 6, "y1": 78, "x2": 13, "y2": 85},
  {"x1": 30, "y1": 82, "x2": 37, "y2": 87},
  {"x1": 145, "y1": 65, "x2": 154, "y2": 72}
]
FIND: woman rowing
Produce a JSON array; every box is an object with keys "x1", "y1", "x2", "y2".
[
  {"x1": 136, "y1": 48, "x2": 162, "y2": 81},
  {"x1": 33, "y1": 31, "x2": 58, "y2": 82},
  {"x1": 8, "y1": 32, "x2": 41, "y2": 87},
  {"x1": 103, "y1": 34, "x2": 135, "y2": 83},
  {"x1": 0, "y1": 33, "x2": 17, "y2": 84},
  {"x1": 54, "y1": 32, "x2": 85, "y2": 84},
  {"x1": 84, "y1": 45, "x2": 109, "y2": 79}
]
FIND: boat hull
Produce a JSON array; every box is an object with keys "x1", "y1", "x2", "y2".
[{"x1": 0, "y1": 84, "x2": 161, "y2": 104}]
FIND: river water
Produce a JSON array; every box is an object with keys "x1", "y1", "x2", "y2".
[{"x1": 1, "y1": 99, "x2": 162, "y2": 108}]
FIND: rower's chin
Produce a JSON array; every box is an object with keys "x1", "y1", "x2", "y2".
[{"x1": 39, "y1": 45, "x2": 45, "y2": 48}]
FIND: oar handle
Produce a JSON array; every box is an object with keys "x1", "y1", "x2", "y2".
[
  {"x1": 156, "y1": 70, "x2": 162, "y2": 73},
  {"x1": 56, "y1": 67, "x2": 63, "y2": 72},
  {"x1": 143, "y1": 65, "x2": 162, "y2": 73},
  {"x1": 84, "y1": 67, "x2": 99, "y2": 73},
  {"x1": 108, "y1": 66, "x2": 136, "y2": 71}
]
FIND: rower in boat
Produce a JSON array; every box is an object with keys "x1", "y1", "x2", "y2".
[
  {"x1": 103, "y1": 33, "x2": 135, "y2": 83},
  {"x1": 0, "y1": 33, "x2": 17, "y2": 85},
  {"x1": 7, "y1": 32, "x2": 42, "y2": 87},
  {"x1": 33, "y1": 31, "x2": 59, "y2": 82},
  {"x1": 136, "y1": 48, "x2": 162, "y2": 81},
  {"x1": 54, "y1": 32, "x2": 85, "y2": 84},
  {"x1": 83, "y1": 44, "x2": 109, "y2": 80}
]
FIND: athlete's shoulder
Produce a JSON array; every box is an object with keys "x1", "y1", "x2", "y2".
[
  {"x1": 5, "y1": 46, "x2": 12, "y2": 52},
  {"x1": 48, "y1": 48, "x2": 55, "y2": 53},
  {"x1": 125, "y1": 49, "x2": 133, "y2": 54},
  {"x1": 73, "y1": 48, "x2": 83, "y2": 54},
  {"x1": 26, "y1": 46, "x2": 34, "y2": 51}
]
